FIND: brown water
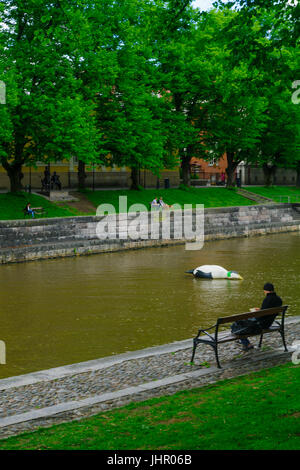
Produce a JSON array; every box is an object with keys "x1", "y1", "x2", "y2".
[{"x1": 0, "y1": 232, "x2": 299, "y2": 379}]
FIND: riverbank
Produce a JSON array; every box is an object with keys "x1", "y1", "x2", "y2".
[
  {"x1": 0, "y1": 203, "x2": 300, "y2": 264},
  {"x1": 1, "y1": 362, "x2": 299, "y2": 450},
  {"x1": 0, "y1": 187, "x2": 256, "y2": 221},
  {"x1": 0, "y1": 316, "x2": 299, "y2": 440}
]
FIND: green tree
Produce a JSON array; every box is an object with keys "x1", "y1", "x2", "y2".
[
  {"x1": 0, "y1": 0, "x2": 100, "y2": 192},
  {"x1": 256, "y1": 81, "x2": 300, "y2": 186},
  {"x1": 154, "y1": 7, "x2": 270, "y2": 187},
  {"x1": 153, "y1": 5, "x2": 213, "y2": 186},
  {"x1": 217, "y1": 1, "x2": 300, "y2": 185},
  {"x1": 230, "y1": 0, "x2": 299, "y2": 47},
  {"x1": 93, "y1": 0, "x2": 190, "y2": 189}
]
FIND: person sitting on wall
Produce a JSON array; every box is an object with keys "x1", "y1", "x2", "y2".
[
  {"x1": 159, "y1": 196, "x2": 172, "y2": 209},
  {"x1": 231, "y1": 282, "x2": 282, "y2": 351},
  {"x1": 51, "y1": 172, "x2": 62, "y2": 190},
  {"x1": 151, "y1": 197, "x2": 160, "y2": 210},
  {"x1": 25, "y1": 203, "x2": 35, "y2": 218}
]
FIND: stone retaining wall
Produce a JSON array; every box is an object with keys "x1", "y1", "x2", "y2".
[{"x1": 0, "y1": 203, "x2": 299, "y2": 264}]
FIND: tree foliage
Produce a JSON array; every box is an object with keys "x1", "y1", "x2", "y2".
[
  {"x1": 0, "y1": 0, "x2": 102, "y2": 191},
  {"x1": 0, "y1": 0, "x2": 299, "y2": 192}
]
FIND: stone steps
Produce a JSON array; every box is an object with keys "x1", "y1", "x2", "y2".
[{"x1": 236, "y1": 188, "x2": 274, "y2": 204}]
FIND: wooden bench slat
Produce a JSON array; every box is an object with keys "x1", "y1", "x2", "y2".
[{"x1": 217, "y1": 326, "x2": 281, "y2": 343}]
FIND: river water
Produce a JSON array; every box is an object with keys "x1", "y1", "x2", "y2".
[{"x1": 0, "y1": 231, "x2": 299, "y2": 379}]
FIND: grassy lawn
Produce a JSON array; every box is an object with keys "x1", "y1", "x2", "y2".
[
  {"x1": 81, "y1": 186, "x2": 255, "y2": 212},
  {"x1": 0, "y1": 192, "x2": 84, "y2": 220},
  {"x1": 0, "y1": 362, "x2": 299, "y2": 450},
  {"x1": 245, "y1": 186, "x2": 300, "y2": 203},
  {"x1": 2, "y1": 186, "x2": 299, "y2": 221}
]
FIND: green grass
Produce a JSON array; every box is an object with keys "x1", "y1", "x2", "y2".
[
  {"x1": 245, "y1": 186, "x2": 300, "y2": 203},
  {"x1": 0, "y1": 362, "x2": 299, "y2": 450},
  {"x1": 0, "y1": 192, "x2": 84, "y2": 220},
  {"x1": 82, "y1": 186, "x2": 255, "y2": 212},
  {"x1": 2, "y1": 186, "x2": 299, "y2": 221}
]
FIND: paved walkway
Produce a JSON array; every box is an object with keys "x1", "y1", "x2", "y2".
[{"x1": 0, "y1": 316, "x2": 299, "y2": 440}]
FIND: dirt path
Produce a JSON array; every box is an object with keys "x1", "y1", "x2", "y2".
[{"x1": 63, "y1": 192, "x2": 96, "y2": 214}]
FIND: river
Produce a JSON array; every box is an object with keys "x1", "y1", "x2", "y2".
[{"x1": 0, "y1": 231, "x2": 299, "y2": 379}]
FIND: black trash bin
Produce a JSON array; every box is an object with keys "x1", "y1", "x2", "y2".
[{"x1": 164, "y1": 178, "x2": 170, "y2": 189}]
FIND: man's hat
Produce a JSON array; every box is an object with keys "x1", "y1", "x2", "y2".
[{"x1": 264, "y1": 282, "x2": 274, "y2": 292}]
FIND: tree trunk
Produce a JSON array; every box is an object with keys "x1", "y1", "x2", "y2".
[
  {"x1": 130, "y1": 167, "x2": 140, "y2": 190},
  {"x1": 181, "y1": 151, "x2": 191, "y2": 187},
  {"x1": 296, "y1": 161, "x2": 300, "y2": 187},
  {"x1": 5, "y1": 163, "x2": 24, "y2": 192},
  {"x1": 77, "y1": 160, "x2": 86, "y2": 190},
  {"x1": 225, "y1": 151, "x2": 238, "y2": 188},
  {"x1": 2, "y1": 136, "x2": 25, "y2": 192}
]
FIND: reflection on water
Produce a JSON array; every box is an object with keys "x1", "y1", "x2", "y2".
[{"x1": 0, "y1": 232, "x2": 300, "y2": 378}]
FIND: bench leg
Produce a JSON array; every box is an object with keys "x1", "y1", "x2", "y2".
[
  {"x1": 191, "y1": 340, "x2": 221, "y2": 368},
  {"x1": 214, "y1": 344, "x2": 222, "y2": 369},
  {"x1": 258, "y1": 333, "x2": 263, "y2": 348},
  {"x1": 191, "y1": 339, "x2": 198, "y2": 363},
  {"x1": 279, "y1": 329, "x2": 288, "y2": 352}
]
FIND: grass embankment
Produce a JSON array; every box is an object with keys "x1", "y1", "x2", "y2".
[
  {"x1": 0, "y1": 192, "x2": 84, "y2": 220},
  {"x1": 0, "y1": 362, "x2": 299, "y2": 450},
  {"x1": 82, "y1": 186, "x2": 255, "y2": 212},
  {"x1": 245, "y1": 186, "x2": 300, "y2": 203},
  {"x1": 4, "y1": 186, "x2": 300, "y2": 221}
]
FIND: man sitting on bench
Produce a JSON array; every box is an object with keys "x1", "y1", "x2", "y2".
[{"x1": 231, "y1": 282, "x2": 283, "y2": 351}]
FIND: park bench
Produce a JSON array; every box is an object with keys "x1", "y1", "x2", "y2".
[
  {"x1": 23, "y1": 206, "x2": 47, "y2": 218},
  {"x1": 191, "y1": 305, "x2": 289, "y2": 369}
]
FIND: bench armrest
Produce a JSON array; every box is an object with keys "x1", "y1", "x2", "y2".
[{"x1": 195, "y1": 324, "x2": 217, "y2": 340}]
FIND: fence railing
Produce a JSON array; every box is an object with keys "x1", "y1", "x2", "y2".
[
  {"x1": 273, "y1": 195, "x2": 300, "y2": 204},
  {"x1": 18, "y1": 171, "x2": 129, "y2": 192},
  {"x1": 190, "y1": 171, "x2": 227, "y2": 185}
]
